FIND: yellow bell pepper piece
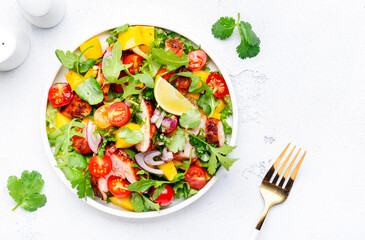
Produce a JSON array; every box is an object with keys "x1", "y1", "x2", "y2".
[
  {"x1": 79, "y1": 36, "x2": 103, "y2": 59},
  {"x1": 84, "y1": 68, "x2": 98, "y2": 79},
  {"x1": 158, "y1": 161, "x2": 177, "y2": 181},
  {"x1": 185, "y1": 92, "x2": 200, "y2": 101},
  {"x1": 65, "y1": 70, "x2": 83, "y2": 90},
  {"x1": 211, "y1": 99, "x2": 226, "y2": 120},
  {"x1": 115, "y1": 123, "x2": 142, "y2": 148},
  {"x1": 56, "y1": 111, "x2": 71, "y2": 129},
  {"x1": 109, "y1": 196, "x2": 134, "y2": 211},
  {"x1": 117, "y1": 26, "x2": 155, "y2": 50},
  {"x1": 193, "y1": 70, "x2": 210, "y2": 92}
]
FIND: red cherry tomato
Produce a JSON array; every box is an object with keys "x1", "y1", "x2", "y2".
[
  {"x1": 187, "y1": 50, "x2": 207, "y2": 71},
  {"x1": 107, "y1": 102, "x2": 130, "y2": 127},
  {"x1": 184, "y1": 165, "x2": 206, "y2": 189},
  {"x1": 206, "y1": 72, "x2": 229, "y2": 98},
  {"x1": 123, "y1": 54, "x2": 144, "y2": 75},
  {"x1": 156, "y1": 68, "x2": 176, "y2": 81},
  {"x1": 88, "y1": 155, "x2": 113, "y2": 177},
  {"x1": 151, "y1": 185, "x2": 174, "y2": 206},
  {"x1": 107, "y1": 175, "x2": 131, "y2": 197},
  {"x1": 48, "y1": 83, "x2": 73, "y2": 107}
]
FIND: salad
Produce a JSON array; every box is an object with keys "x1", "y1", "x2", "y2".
[{"x1": 46, "y1": 24, "x2": 238, "y2": 212}]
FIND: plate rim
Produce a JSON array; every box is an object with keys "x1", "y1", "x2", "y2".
[{"x1": 40, "y1": 21, "x2": 239, "y2": 218}]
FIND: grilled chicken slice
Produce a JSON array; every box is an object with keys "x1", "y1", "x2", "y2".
[
  {"x1": 135, "y1": 99, "x2": 157, "y2": 152},
  {"x1": 170, "y1": 68, "x2": 191, "y2": 95},
  {"x1": 206, "y1": 118, "x2": 225, "y2": 147},
  {"x1": 110, "y1": 148, "x2": 139, "y2": 183},
  {"x1": 60, "y1": 94, "x2": 92, "y2": 119},
  {"x1": 101, "y1": 83, "x2": 110, "y2": 102},
  {"x1": 72, "y1": 127, "x2": 93, "y2": 155},
  {"x1": 90, "y1": 176, "x2": 108, "y2": 200},
  {"x1": 165, "y1": 39, "x2": 184, "y2": 58}
]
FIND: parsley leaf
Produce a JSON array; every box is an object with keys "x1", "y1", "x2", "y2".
[
  {"x1": 167, "y1": 129, "x2": 187, "y2": 153},
  {"x1": 151, "y1": 48, "x2": 189, "y2": 72},
  {"x1": 118, "y1": 127, "x2": 144, "y2": 144},
  {"x1": 102, "y1": 42, "x2": 132, "y2": 83},
  {"x1": 211, "y1": 13, "x2": 261, "y2": 60},
  {"x1": 75, "y1": 76, "x2": 104, "y2": 105},
  {"x1": 211, "y1": 16, "x2": 237, "y2": 40},
  {"x1": 7, "y1": 170, "x2": 47, "y2": 212},
  {"x1": 180, "y1": 109, "x2": 201, "y2": 129}
]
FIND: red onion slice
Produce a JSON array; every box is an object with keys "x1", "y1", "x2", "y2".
[
  {"x1": 162, "y1": 116, "x2": 177, "y2": 129},
  {"x1": 144, "y1": 151, "x2": 164, "y2": 166},
  {"x1": 135, "y1": 152, "x2": 163, "y2": 175},
  {"x1": 86, "y1": 121, "x2": 103, "y2": 154},
  {"x1": 151, "y1": 107, "x2": 166, "y2": 128},
  {"x1": 161, "y1": 148, "x2": 173, "y2": 162}
]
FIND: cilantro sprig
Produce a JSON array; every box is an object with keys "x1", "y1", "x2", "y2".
[
  {"x1": 211, "y1": 13, "x2": 260, "y2": 60},
  {"x1": 7, "y1": 170, "x2": 47, "y2": 212}
]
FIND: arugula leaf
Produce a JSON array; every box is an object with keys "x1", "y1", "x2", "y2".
[
  {"x1": 118, "y1": 127, "x2": 144, "y2": 144},
  {"x1": 151, "y1": 48, "x2": 189, "y2": 72},
  {"x1": 55, "y1": 50, "x2": 77, "y2": 69},
  {"x1": 120, "y1": 76, "x2": 143, "y2": 99},
  {"x1": 152, "y1": 184, "x2": 166, "y2": 201},
  {"x1": 211, "y1": 13, "x2": 260, "y2": 60},
  {"x1": 127, "y1": 179, "x2": 165, "y2": 192},
  {"x1": 95, "y1": 128, "x2": 116, "y2": 157},
  {"x1": 180, "y1": 109, "x2": 201, "y2": 129},
  {"x1": 124, "y1": 149, "x2": 136, "y2": 159},
  {"x1": 150, "y1": 28, "x2": 168, "y2": 49},
  {"x1": 55, "y1": 49, "x2": 95, "y2": 74},
  {"x1": 102, "y1": 42, "x2": 131, "y2": 83},
  {"x1": 106, "y1": 36, "x2": 117, "y2": 46},
  {"x1": 167, "y1": 129, "x2": 187, "y2": 153},
  {"x1": 142, "y1": 88, "x2": 155, "y2": 101},
  {"x1": 79, "y1": 58, "x2": 96, "y2": 73},
  {"x1": 75, "y1": 76, "x2": 104, "y2": 105},
  {"x1": 197, "y1": 88, "x2": 219, "y2": 117},
  {"x1": 170, "y1": 72, "x2": 201, "y2": 92},
  {"x1": 45, "y1": 104, "x2": 58, "y2": 130},
  {"x1": 133, "y1": 73, "x2": 154, "y2": 88},
  {"x1": 7, "y1": 170, "x2": 47, "y2": 212},
  {"x1": 211, "y1": 16, "x2": 237, "y2": 40},
  {"x1": 109, "y1": 23, "x2": 129, "y2": 36}
]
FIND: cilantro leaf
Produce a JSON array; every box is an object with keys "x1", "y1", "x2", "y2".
[
  {"x1": 236, "y1": 39, "x2": 260, "y2": 59},
  {"x1": 197, "y1": 88, "x2": 219, "y2": 117},
  {"x1": 7, "y1": 170, "x2": 47, "y2": 212},
  {"x1": 170, "y1": 72, "x2": 201, "y2": 92},
  {"x1": 151, "y1": 48, "x2": 189, "y2": 72},
  {"x1": 211, "y1": 16, "x2": 236, "y2": 40},
  {"x1": 102, "y1": 42, "x2": 131, "y2": 83},
  {"x1": 180, "y1": 109, "x2": 201, "y2": 129},
  {"x1": 167, "y1": 129, "x2": 187, "y2": 153},
  {"x1": 75, "y1": 76, "x2": 104, "y2": 105},
  {"x1": 109, "y1": 23, "x2": 129, "y2": 36},
  {"x1": 207, "y1": 152, "x2": 218, "y2": 175},
  {"x1": 141, "y1": 194, "x2": 160, "y2": 211},
  {"x1": 118, "y1": 127, "x2": 144, "y2": 144},
  {"x1": 130, "y1": 193, "x2": 145, "y2": 212},
  {"x1": 237, "y1": 21, "x2": 260, "y2": 46}
]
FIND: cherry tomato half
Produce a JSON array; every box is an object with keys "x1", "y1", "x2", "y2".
[
  {"x1": 94, "y1": 105, "x2": 111, "y2": 129},
  {"x1": 206, "y1": 72, "x2": 229, "y2": 98},
  {"x1": 188, "y1": 50, "x2": 207, "y2": 71},
  {"x1": 156, "y1": 68, "x2": 176, "y2": 81},
  {"x1": 107, "y1": 175, "x2": 131, "y2": 198},
  {"x1": 185, "y1": 165, "x2": 206, "y2": 189},
  {"x1": 48, "y1": 83, "x2": 73, "y2": 107},
  {"x1": 123, "y1": 54, "x2": 144, "y2": 75},
  {"x1": 107, "y1": 102, "x2": 130, "y2": 127},
  {"x1": 88, "y1": 155, "x2": 112, "y2": 177},
  {"x1": 151, "y1": 185, "x2": 174, "y2": 206}
]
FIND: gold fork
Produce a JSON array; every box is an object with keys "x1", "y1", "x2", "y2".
[{"x1": 249, "y1": 143, "x2": 306, "y2": 240}]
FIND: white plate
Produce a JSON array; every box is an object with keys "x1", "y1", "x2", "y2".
[{"x1": 40, "y1": 22, "x2": 238, "y2": 218}]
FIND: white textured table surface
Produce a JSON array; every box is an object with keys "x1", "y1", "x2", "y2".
[{"x1": 1, "y1": 0, "x2": 365, "y2": 239}]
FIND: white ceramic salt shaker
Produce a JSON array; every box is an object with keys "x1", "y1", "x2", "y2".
[
  {"x1": 0, "y1": 30, "x2": 30, "y2": 71},
  {"x1": 16, "y1": 0, "x2": 66, "y2": 28}
]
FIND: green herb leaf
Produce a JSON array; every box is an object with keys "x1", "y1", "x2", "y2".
[
  {"x1": 75, "y1": 76, "x2": 104, "y2": 105},
  {"x1": 124, "y1": 149, "x2": 136, "y2": 159},
  {"x1": 167, "y1": 129, "x2": 187, "y2": 153},
  {"x1": 120, "y1": 76, "x2": 143, "y2": 99},
  {"x1": 102, "y1": 42, "x2": 131, "y2": 83},
  {"x1": 134, "y1": 73, "x2": 154, "y2": 88},
  {"x1": 55, "y1": 50, "x2": 77, "y2": 69},
  {"x1": 141, "y1": 194, "x2": 160, "y2": 211},
  {"x1": 109, "y1": 24, "x2": 129, "y2": 36},
  {"x1": 207, "y1": 151, "x2": 218, "y2": 175},
  {"x1": 130, "y1": 193, "x2": 145, "y2": 212},
  {"x1": 211, "y1": 16, "x2": 236, "y2": 40},
  {"x1": 151, "y1": 48, "x2": 189, "y2": 72},
  {"x1": 236, "y1": 38, "x2": 260, "y2": 60},
  {"x1": 180, "y1": 109, "x2": 201, "y2": 129},
  {"x1": 197, "y1": 88, "x2": 219, "y2": 117},
  {"x1": 152, "y1": 184, "x2": 165, "y2": 200},
  {"x1": 7, "y1": 170, "x2": 47, "y2": 212},
  {"x1": 118, "y1": 127, "x2": 144, "y2": 144},
  {"x1": 170, "y1": 72, "x2": 201, "y2": 92}
]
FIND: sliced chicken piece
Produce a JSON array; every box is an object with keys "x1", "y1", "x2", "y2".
[
  {"x1": 206, "y1": 118, "x2": 225, "y2": 147},
  {"x1": 170, "y1": 68, "x2": 191, "y2": 96},
  {"x1": 72, "y1": 127, "x2": 93, "y2": 155},
  {"x1": 60, "y1": 94, "x2": 92, "y2": 119},
  {"x1": 135, "y1": 99, "x2": 157, "y2": 152},
  {"x1": 165, "y1": 39, "x2": 184, "y2": 58},
  {"x1": 90, "y1": 176, "x2": 108, "y2": 200},
  {"x1": 110, "y1": 148, "x2": 140, "y2": 183}
]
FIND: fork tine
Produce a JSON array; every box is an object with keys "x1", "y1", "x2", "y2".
[
  {"x1": 263, "y1": 143, "x2": 290, "y2": 182},
  {"x1": 278, "y1": 148, "x2": 301, "y2": 187},
  {"x1": 272, "y1": 146, "x2": 296, "y2": 184},
  {"x1": 285, "y1": 151, "x2": 306, "y2": 191}
]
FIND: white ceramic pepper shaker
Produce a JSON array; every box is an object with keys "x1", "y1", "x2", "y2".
[
  {"x1": 0, "y1": 30, "x2": 30, "y2": 71},
  {"x1": 16, "y1": 0, "x2": 66, "y2": 28}
]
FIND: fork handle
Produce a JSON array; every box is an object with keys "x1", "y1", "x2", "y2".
[{"x1": 248, "y1": 229, "x2": 260, "y2": 240}]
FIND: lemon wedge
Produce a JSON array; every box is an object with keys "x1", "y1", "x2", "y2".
[{"x1": 154, "y1": 76, "x2": 195, "y2": 115}]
